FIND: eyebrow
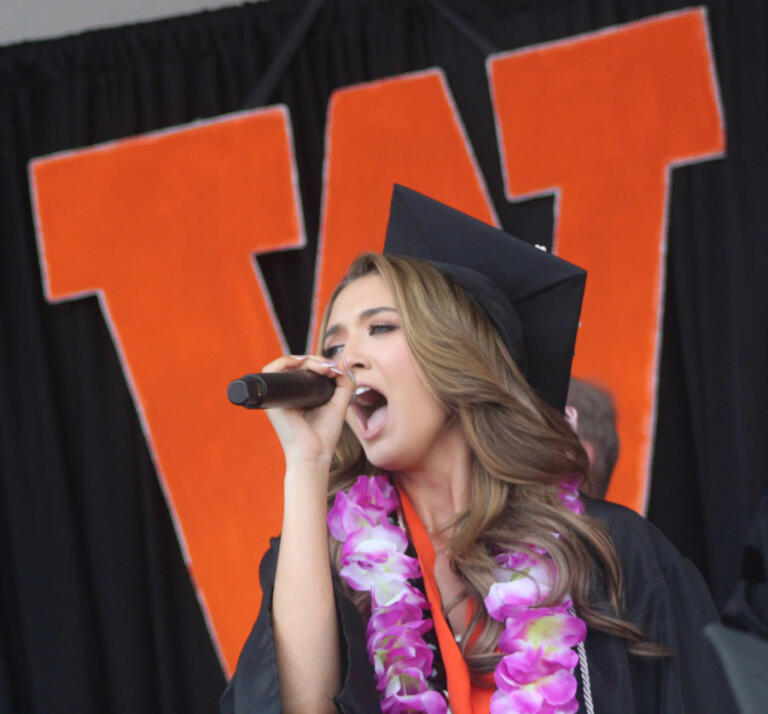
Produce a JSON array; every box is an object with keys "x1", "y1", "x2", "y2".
[{"x1": 322, "y1": 306, "x2": 398, "y2": 344}]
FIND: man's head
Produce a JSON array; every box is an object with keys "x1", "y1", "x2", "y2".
[{"x1": 566, "y1": 378, "x2": 620, "y2": 499}]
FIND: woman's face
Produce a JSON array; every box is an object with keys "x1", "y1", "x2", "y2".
[{"x1": 323, "y1": 273, "x2": 454, "y2": 472}]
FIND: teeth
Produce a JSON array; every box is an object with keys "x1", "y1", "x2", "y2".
[{"x1": 354, "y1": 386, "x2": 371, "y2": 396}]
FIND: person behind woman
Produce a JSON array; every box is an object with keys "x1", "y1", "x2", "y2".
[{"x1": 221, "y1": 187, "x2": 734, "y2": 714}]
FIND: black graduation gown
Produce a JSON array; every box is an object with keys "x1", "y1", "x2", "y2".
[{"x1": 220, "y1": 497, "x2": 737, "y2": 714}]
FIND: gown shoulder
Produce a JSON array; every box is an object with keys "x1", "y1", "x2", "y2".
[{"x1": 583, "y1": 496, "x2": 737, "y2": 713}]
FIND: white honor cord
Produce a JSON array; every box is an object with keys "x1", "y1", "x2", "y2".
[
  {"x1": 568, "y1": 606, "x2": 594, "y2": 714},
  {"x1": 576, "y1": 637, "x2": 595, "y2": 714}
]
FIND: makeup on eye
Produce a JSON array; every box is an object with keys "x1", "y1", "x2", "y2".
[
  {"x1": 321, "y1": 324, "x2": 400, "y2": 358},
  {"x1": 367, "y1": 321, "x2": 398, "y2": 336},
  {"x1": 321, "y1": 312, "x2": 400, "y2": 359},
  {"x1": 321, "y1": 344, "x2": 342, "y2": 360}
]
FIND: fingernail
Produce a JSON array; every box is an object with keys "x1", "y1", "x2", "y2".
[
  {"x1": 341, "y1": 355, "x2": 357, "y2": 387},
  {"x1": 329, "y1": 367, "x2": 344, "y2": 375},
  {"x1": 289, "y1": 354, "x2": 309, "y2": 360}
]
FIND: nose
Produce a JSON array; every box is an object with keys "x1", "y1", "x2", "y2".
[{"x1": 337, "y1": 331, "x2": 370, "y2": 373}]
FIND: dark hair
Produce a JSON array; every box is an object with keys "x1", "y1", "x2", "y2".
[{"x1": 566, "y1": 378, "x2": 620, "y2": 499}]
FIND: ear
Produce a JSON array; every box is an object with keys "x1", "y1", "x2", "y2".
[
  {"x1": 564, "y1": 405, "x2": 578, "y2": 432},
  {"x1": 581, "y1": 440, "x2": 595, "y2": 469}
]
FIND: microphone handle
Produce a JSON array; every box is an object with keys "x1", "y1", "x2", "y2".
[{"x1": 227, "y1": 371, "x2": 336, "y2": 409}]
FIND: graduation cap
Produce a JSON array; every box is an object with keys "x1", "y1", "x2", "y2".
[{"x1": 383, "y1": 185, "x2": 586, "y2": 413}]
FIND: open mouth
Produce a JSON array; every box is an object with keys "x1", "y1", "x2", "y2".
[{"x1": 352, "y1": 386, "x2": 388, "y2": 436}]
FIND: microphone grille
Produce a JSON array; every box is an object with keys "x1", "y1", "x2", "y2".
[{"x1": 227, "y1": 374, "x2": 268, "y2": 407}]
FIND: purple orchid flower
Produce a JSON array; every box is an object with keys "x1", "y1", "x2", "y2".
[
  {"x1": 498, "y1": 608, "x2": 583, "y2": 652},
  {"x1": 382, "y1": 688, "x2": 447, "y2": 714},
  {"x1": 367, "y1": 602, "x2": 428, "y2": 635},
  {"x1": 495, "y1": 645, "x2": 579, "y2": 686},
  {"x1": 558, "y1": 476, "x2": 585, "y2": 515},
  {"x1": 328, "y1": 475, "x2": 398, "y2": 542},
  {"x1": 371, "y1": 637, "x2": 434, "y2": 689},
  {"x1": 491, "y1": 667, "x2": 578, "y2": 713},
  {"x1": 379, "y1": 665, "x2": 448, "y2": 714},
  {"x1": 485, "y1": 559, "x2": 555, "y2": 621},
  {"x1": 339, "y1": 523, "x2": 417, "y2": 591}
]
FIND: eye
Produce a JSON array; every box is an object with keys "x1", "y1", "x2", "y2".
[
  {"x1": 321, "y1": 343, "x2": 343, "y2": 359},
  {"x1": 369, "y1": 322, "x2": 397, "y2": 336},
  {"x1": 321, "y1": 322, "x2": 397, "y2": 358}
]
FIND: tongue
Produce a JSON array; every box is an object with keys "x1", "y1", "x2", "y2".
[{"x1": 366, "y1": 404, "x2": 387, "y2": 433}]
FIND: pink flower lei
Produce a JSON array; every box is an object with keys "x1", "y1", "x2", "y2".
[{"x1": 328, "y1": 475, "x2": 587, "y2": 714}]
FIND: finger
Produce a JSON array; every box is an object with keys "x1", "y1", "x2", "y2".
[
  {"x1": 302, "y1": 354, "x2": 345, "y2": 371},
  {"x1": 261, "y1": 354, "x2": 308, "y2": 373},
  {"x1": 293, "y1": 355, "x2": 345, "y2": 377},
  {"x1": 326, "y1": 367, "x2": 355, "y2": 409},
  {"x1": 261, "y1": 354, "x2": 342, "y2": 374},
  {"x1": 340, "y1": 355, "x2": 357, "y2": 388}
]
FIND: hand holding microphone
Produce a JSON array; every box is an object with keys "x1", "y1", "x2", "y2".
[{"x1": 237, "y1": 355, "x2": 352, "y2": 476}]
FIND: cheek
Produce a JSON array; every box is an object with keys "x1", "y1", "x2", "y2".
[
  {"x1": 393, "y1": 378, "x2": 447, "y2": 438},
  {"x1": 384, "y1": 342, "x2": 414, "y2": 374},
  {"x1": 385, "y1": 350, "x2": 443, "y2": 422},
  {"x1": 411, "y1": 399, "x2": 448, "y2": 437},
  {"x1": 387, "y1": 345, "x2": 426, "y2": 395}
]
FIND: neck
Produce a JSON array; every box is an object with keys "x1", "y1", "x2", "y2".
[{"x1": 394, "y1": 424, "x2": 471, "y2": 537}]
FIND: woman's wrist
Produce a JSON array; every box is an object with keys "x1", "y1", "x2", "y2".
[{"x1": 283, "y1": 458, "x2": 332, "y2": 490}]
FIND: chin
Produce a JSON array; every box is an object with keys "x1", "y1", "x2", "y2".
[
  {"x1": 361, "y1": 449, "x2": 400, "y2": 472},
  {"x1": 361, "y1": 443, "x2": 421, "y2": 474}
]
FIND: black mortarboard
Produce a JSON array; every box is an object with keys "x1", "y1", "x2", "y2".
[{"x1": 383, "y1": 185, "x2": 586, "y2": 413}]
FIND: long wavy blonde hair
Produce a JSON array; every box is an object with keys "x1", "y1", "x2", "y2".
[{"x1": 321, "y1": 253, "x2": 656, "y2": 680}]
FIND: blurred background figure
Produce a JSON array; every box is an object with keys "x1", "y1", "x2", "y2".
[
  {"x1": 706, "y1": 495, "x2": 768, "y2": 714},
  {"x1": 566, "y1": 378, "x2": 619, "y2": 499},
  {"x1": 724, "y1": 494, "x2": 768, "y2": 638}
]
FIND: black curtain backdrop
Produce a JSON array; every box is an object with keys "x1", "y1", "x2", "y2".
[{"x1": 1, "y1": 1, "x2": 766, "y2": 712}]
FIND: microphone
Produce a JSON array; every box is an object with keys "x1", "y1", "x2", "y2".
[{"x1": 227, "y1": 371, "x2": 336, "y2": 409}]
